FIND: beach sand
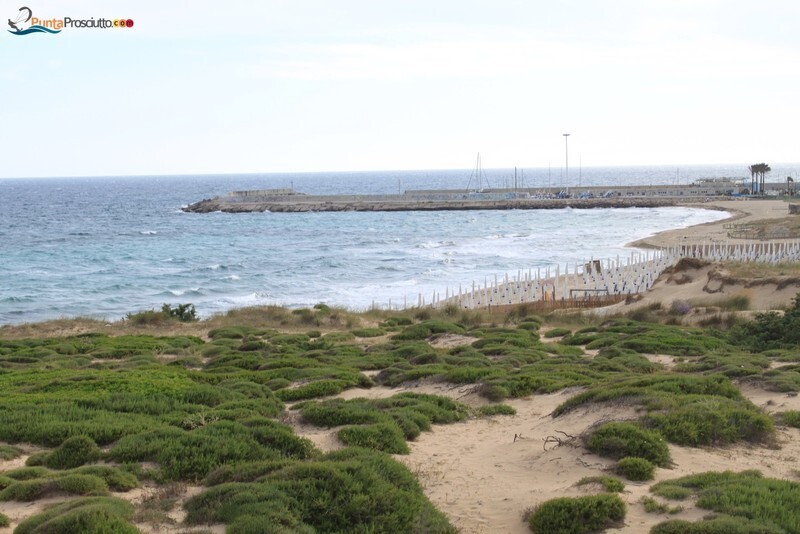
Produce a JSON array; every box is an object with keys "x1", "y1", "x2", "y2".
[{"x1": 630, "y1": 199, "x2": 792, "y2": 249}]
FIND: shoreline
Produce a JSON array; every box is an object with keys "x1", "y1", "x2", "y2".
[{"x1": 627, "y1": 199, "x2": 790, "y2": 249}]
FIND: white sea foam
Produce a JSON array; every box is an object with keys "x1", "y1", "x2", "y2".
[{"x1": 0, "y1": 169, "x2": 752, "y2": 323}]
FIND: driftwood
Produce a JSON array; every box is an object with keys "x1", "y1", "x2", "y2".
[{"x1": 543, "y1": 430, "x2": 578, "y2": 451}]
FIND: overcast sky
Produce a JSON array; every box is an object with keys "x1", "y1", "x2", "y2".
[{"x1": 2, "y1": 0, "x2": 798, "y2": 178}]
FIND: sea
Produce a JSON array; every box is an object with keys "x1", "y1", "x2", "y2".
[{"x1": 2, "y1": 163, "x2": 794, "y2": 325}]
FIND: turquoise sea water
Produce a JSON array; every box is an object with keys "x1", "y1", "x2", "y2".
[{"x1": 3, "y1": 164, "x2": 786, "y2": 325}]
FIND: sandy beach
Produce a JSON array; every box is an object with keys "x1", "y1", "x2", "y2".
[{"x1": 630, "y1": 199, "x2": 792, "y2": 249}]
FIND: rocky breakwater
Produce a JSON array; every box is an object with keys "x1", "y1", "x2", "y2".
[{"x1": 182, "y1": 194, "x2": 694, "y2": 213}]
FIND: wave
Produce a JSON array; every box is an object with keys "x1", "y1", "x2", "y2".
[
  {"x1": 165, "y1": 288, "x2": 204, "y2": 297},
  {"x1": 139, "y1": 230, "x2": 158, "y2": 235},
  {"x1": 417, "y1": 240, "x2": 458, "y2": 249}
]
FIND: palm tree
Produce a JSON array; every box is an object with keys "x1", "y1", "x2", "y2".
[
  {"x1": 761, "y1": 164, "x2": 772, "y2": 195},
  {"x1": 748, "y1": 163, "x2": 771, "y2": 194}
]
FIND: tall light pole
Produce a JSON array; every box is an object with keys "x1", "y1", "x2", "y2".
[{"x1": 563, "y1": 133, "x2": 571, "y2": 196}]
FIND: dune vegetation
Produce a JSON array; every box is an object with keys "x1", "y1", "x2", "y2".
[{"x1": 0, "y1": 296, "x2": 799, "y2": 533}]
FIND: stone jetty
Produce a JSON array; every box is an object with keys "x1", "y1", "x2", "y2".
[{"x1": 182, "y1": 182, "x2": 742, "y2": 213}]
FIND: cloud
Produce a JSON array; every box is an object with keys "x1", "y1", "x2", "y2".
[{"x1": 233, "y1": 33, "x2": 797, "y2": 85}]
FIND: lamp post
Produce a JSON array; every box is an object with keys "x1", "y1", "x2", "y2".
[{"x1": 563, "y1": 133, "x2": 570, "y2": 196}]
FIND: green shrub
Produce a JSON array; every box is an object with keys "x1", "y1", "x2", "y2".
[
  {"x1": 45, "y1": 435, "x2": 102, "y2": 469},
  {"x1": 780, "y1": 410, "x2": 800, "y2": 428},
  {"x1": 350, "y1": 328, "x2": 385, "y2": 338},
  {"x1": 644, "y1": 398, "x2": 774, "y2": 446},
  {"x1": 3, "y1": 467, "x2": 49, "y2": 480},
  {"x1": 586, "y1": 422, "x2": 670, "y2": 466},
  {"x1": 650, "y1": 484, "x2": 693, "y2": 500},
  {"x1": 185, "y1": 448, "x2": 456, "y2": 533},
  {"x1": 543, "y1": 327, "x2": 571, "y2": 338},
  {"x1": 275, "y1": 379, "x2": 350, "y2": 401},
  {"x1": 477, "y1": 404, "x2": 517, "y2": 416},
  {"x1": 651, "y1": 470, "x2": 800, "y2": 534},
  {"x1": 203, "y1": 460, "x2": 294, "y2": 486},
  {"x1": 651, "y1": 516, "x2": 784, "y2": 534},
  {"x1": 640, "y1": 496, "x2": 681, "y2": 515},
  {"x1": 528, "y1": 494, "x2": 625, "y2": 533},
  {"x1": 55, "y1": 473, "x2": 109, "y2": 495},
  {"x1": 0, "y1": 512, "x2": 8, "y2": 527},
  {"x1": 162, "y1": 303, "x2": 198, "y2": 322},
  {"x1": 0, "y1": 479, "x2": 50, "y2": 501},
  {"x1": 14, "y1": 496, "x2": 137, "y2": 534},
  {"x1": 70, "y1": 466, "x2": 138, "y2": 492},
  {"x1": 338, "y1": 423, "x2": 409, "y2": 454},
  {"x1": 616, "y1": 457, "x2": 655, "y2": 481},
  {"x1": 393, "y1": 320, "x2": 465, "y2": 341},
  {"x1": 227, "y1": 513, "x2": 315, "y2": 534},
  {"x1": 730, "y1": 295, "x2": 800, "y2": 351},
  {"x1": 575, "y1": 476, "x2": 625, "y2": 493},
  {"x1": 0, "y1": 444, "x2": 20, "y2": 460}
]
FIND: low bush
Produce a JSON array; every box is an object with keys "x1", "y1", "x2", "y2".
[
  {"x1": 0, "y1": 512, "x2": 8, "y2": 527},
  {"x1": 275, "y1": 379, "x2": 351, "y2": 402},
  {"x1": 644, "y1": 397, "x2": 774, "y2": 446},
  {"x1": 575, "y1": 476, "x2": 625, "y2": 493},
  {"x1": 651, "y1": 470, "x2": 800, "y2": 534},
  {"x1": 70, "y1": 466, "x2": 138, "y2": 491},
  {"x1": 338, "y1": 423, "x2": 409, "y2": 454},
  {"x1": 0, "y1": 479, "x2": 49, "y2": 501},
  {"x1": 393, "y1": 320, "x2": 465, "y2": 341},
  {"x1": 640, "y1": 496, "x2": 681, "y2": 515},
  {"x1": 0, "y1": 444, "x2": 20, "y2": 460},
  {"x1": 44, "y1": 435, "x2": 102, "y2": 469},
  {"x1": 528, "y1": 493, "x2": 625, "y2": 533},
  {"x1": 55, "y1": 473, "x2": 109, "y2": 495},
  {"x1": 616, "y1": 457, "x2": 655, "y2": 481},
  {"x1": 14, "y1": 496, "x2": 137, "y2": 534},
  {"x1": 203, "y1": 460, "x2": 293, "y2": 486},
  {"x1": 651, "y1": 517, "x2": 784, "y2": 534},
  {"x1": 780, "y1": 410, "x2": 800, "y2": 428},
  {"x1": 350, "y1": 328, "x2": 385, "y2": 338},
  {"x1": 477, "y1": 404, "x2": 517, "y2": 416},
  {"x1": 543, "y1": 327, "x2": 571, "y2": 338},
  {"x1": 185, "y1": 448, "x2": 456, "y2": 533},
  {"x1": 586, "y1": 422, "x2": 670, "y2": 467}
]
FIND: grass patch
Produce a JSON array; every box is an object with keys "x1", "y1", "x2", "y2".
[
  {"x1": 0, "y1": 444, "x2": 21, "y2": 461},
  {"x1": 651, "y1": 470, "x2": 800, "y2": 533},
  {"x1": 299, "y1": 393, "x2": 469, "y2": 447},
  {"x1": 184, "y1": 447, "x2": 456, "y2": 533},
  {"x1": 527, "y1": 493, "x2": 625, "y2": 533},
  {"x1": 586, "y1": 422, "x2": 670, "y2": 466},
  {"x1": 338, "y1": 423, "x2": 409, "y2": 454},
  {"x1": 641, "y1": 496, "x2": 681, "y2": 514},
  {"x1": 14, "y1": 496, "x2": 137, "y2": 534},
  {"x1": 616, "y1": 457, "x2": 655, "y2": 481},
  {"x1": 477, "y1": 404, "x2": 517, "y2": 416},
  {"x1": 43, "y1": 435, "x2": 102, "y2": 469},
  {"x1": 780, "y1": 410, "x2": 800, "y2": 428},
  {"x1": 575, "y1": 476, "x2": 625, "y2": 493},
  {"x1": 543, "y1": 327, "x2": 571, "y2": 338}
]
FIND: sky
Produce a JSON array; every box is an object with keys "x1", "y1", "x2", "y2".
[{"x1": 1, "y1": 0, "x2": 798, "y2": 178}]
